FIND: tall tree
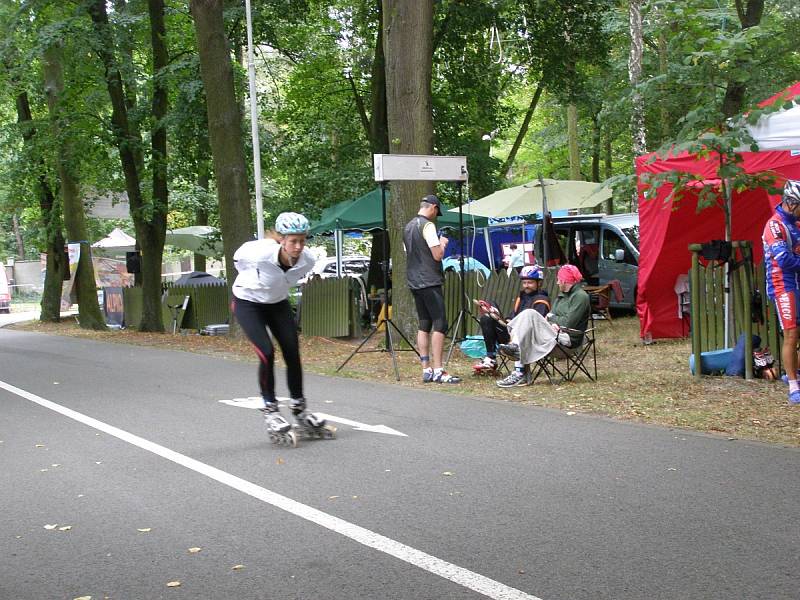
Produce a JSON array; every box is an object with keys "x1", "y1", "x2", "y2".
[
  {"x1": 42, "y1": 43, "x2": 105, "y2": 329},
  {"x1": 87, "y1": 0, "x2": 167, "y2": 332},
  {"x1": 383, "y1": 0, "x2": 435, "y2": 336},
  {"x1": 721, "y1": 0, "x2": 765, "y2": 118},
  {"x1": 628, "y1": 0, "x2": 646, "y2": 157},
  {"x1": 190, "y1": 0, "x2": 254, "y2": 292},
  {"x1": 14, "y1": 90, "x2": 66, "y2": 321}
]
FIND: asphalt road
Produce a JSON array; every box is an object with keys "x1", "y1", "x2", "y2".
[{"x1": 1, "y1": 327, "x2": 798, "y2": 600}]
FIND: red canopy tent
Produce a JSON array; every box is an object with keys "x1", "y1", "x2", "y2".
[{"x1": 637, "y1": 83, "x2": 800, "y2": 340}]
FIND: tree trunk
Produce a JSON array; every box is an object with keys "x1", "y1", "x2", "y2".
[
  {"x1": 500, "y1": 81, "x2": 543, "y2": 179},
  {"x1": 12, "y1": 215, "x2": 25, "y2": 259},
  {"x1": 604, "y1": 133, "x2": 614, "y2": 214},
  {"x1": 567, "y1": 104, "x2": 581, "y2": 180},
  {"x1": 14, "y1": 91, "x2": 65, "y2": 321},
  {"x1": 190, "y1": 0, "x2": 255, "y2": 321},
  {"x1": 383, "y1": 0, "x2": 435, "y2": 339},
  {"x1": 43, "y1": 44, "x2": 106, "y2": 330},
  {"x1": 369, "y1": 0, "x2": 390, "y2": 156},
  {"x1": 89, "y1": 0, "x2": 166, "y2": 331},
  {"x1": 658, "y1": 32, "x2": 670, "y2": 141},
  {"x1": 628, "y1": 0, "x2": 646, "y2": 157},
  {"x1": 143, "y1": 0, "x2": 170, "y2": 322},
  {"x1": 368, "y1": 0, "x2": 390, "y2": 297},
  {"x1": 590, "y1": 112, "x2": 601, "y2": 183},
  {"x1": 722, "y1": 0, "x2": 765, "y2": 118}
]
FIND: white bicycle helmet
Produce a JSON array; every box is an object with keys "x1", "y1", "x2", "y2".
[
  {"x1": 783, "y1": 179, "x2": 800, "y2": 208},
  {"x1": 275, "y1": 212, "x2": 310, "y2": 235},
  {"x1": 519, "y1": 265, "x2": 543, "y2": 280}
]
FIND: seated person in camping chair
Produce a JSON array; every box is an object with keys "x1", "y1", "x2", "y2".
[
  {"x1": 473, "y1": 265, "x2": 551, "y2": 374},
  {"x1": 496, "y1": 264, "x2": 591, "y2": 387}
]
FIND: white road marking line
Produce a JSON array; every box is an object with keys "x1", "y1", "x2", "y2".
[
  {"x1": 218, "y1": 397, "x2": 407, "y2": 437},
  {"x1": 2, "y1": 380, "x2": 541, "y2": 600}
]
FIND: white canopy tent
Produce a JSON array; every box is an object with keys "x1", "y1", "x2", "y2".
[
  {"x1": 91, "y1": 227, "x2": 136, "y2": 257},
  {"x1": 745, "y1": 82, "x2": 800, "y2": 151}
]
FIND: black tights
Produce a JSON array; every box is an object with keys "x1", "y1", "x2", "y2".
[
  {"x1": 233, "y1": 298, "x2": 303, "y2": 402},
  {"x1": 479, "y1": 314, "x2": 510, "y2": 357}
]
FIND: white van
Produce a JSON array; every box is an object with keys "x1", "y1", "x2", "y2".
[
  {"x1": 0, "y1": 266, "x2": 10, "y2": 313},
  {"x1": 536, "y1": 213, "x2": 639, "y2": 309}
]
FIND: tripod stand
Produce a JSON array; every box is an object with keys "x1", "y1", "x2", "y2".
[
  {"x1": 337, "y1": 181, "x2": 418, "y2": 380},
  {"x1": 445, "y1": 181, "x2": 480, "y2": 364}
]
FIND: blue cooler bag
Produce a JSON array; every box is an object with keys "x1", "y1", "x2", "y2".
[{"x1": 460, "y1": 335, "x2": 486, "y2": 359}]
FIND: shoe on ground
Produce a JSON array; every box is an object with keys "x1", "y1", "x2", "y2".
[
  {"x1": 473, "y1": 356, "x2": 497, "y2": 370},
  {"x1": 496, "y1": 370, "x2": 529, "y2": 388},
  {"x1": 498, "y1": 343, "x2": 520, "y2": 359},
  {"x1": 790, "y1": 390, "x2": 800, "y2": 405},
  {"x1": 422, "y1": 368, "x2": 434, "y2": 383},
  {"x1": 780, "y1": 371, "x2": 800, "y2": 384},
  {"x1": 433, "y1": 370, "x2": 461, "y2": 384}
]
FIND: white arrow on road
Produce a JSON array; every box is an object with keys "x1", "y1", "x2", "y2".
[
  {"x1": 218, "y1": 397, "x2": 407, "y2": 437},
  {"x1": 313, "y1": 413, "x2": 407, "y2": 437}
]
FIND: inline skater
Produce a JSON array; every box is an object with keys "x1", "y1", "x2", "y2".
[{"x1": 232, "y1": 212, "x2": 336, "y2": 445}]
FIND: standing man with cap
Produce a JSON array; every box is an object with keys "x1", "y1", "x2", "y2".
[
  {"x1": 762, "y1": 179, "x2": 800, "y2": 405},
  {"x1": 403, "y1": 194, "x2": 461, "y2": 384}
]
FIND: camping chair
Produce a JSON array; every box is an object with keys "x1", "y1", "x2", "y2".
[
  {"x1": 529, "y1": 326, "x2": 597, "y2": 384},
  {"x1": 584, "y1": 284, "x2": 613, "y2": 322}
]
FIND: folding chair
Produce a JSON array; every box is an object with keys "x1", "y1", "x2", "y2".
[
  {"x1": 530, "y1": 326, "x2": 597, "y2": 384},
  {"x1": 584, "y1": 284, "x2": 612, "y2": 322}
]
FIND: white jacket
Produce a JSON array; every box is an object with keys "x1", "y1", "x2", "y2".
[{"x1": 232, "y1": 238, "x2": 315, "y2": 304}]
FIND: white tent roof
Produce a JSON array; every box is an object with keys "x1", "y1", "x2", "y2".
[
  {"x1": 745, "y1": 82, "x2": 800, "y2": 152},
  {"x1": 91, "y1": 228, "x2": 136, "y2": 255}
]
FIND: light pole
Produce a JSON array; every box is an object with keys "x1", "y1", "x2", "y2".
[{"x1": 245, "y1": 0, "x2": 264, "y2": 239}]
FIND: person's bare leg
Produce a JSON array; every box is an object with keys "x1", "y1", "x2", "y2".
[
  {"x1": 783, "y1": 327, "x2": 799, "y2": 382},
  {"x1": 417, "y1": 331, "x2": 430, "y2": 368},
  {"x1": 431, "y1": 331, "x2": 445, "y2": 369}
]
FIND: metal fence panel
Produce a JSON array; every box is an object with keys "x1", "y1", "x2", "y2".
[{"x1": 300, "y1": 277, "x2": 352, "y2": 337}]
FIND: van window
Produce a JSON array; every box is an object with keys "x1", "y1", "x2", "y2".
[
  {"x1": 621, "y1": 225, "x2": 639, "y2": 251},
  {"x1": 603, "y1": 231, "x2": 636, "y2": 265}
]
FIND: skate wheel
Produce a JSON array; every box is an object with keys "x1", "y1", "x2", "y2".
[
  {"x1": 322, "y1": 424, "x2": 337, "y2": 440},
  {"x1": 285, "y1": 430, "x2": 298, "y2": 447}
]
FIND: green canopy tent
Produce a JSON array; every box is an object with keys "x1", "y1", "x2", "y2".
[
  {"x1": 309, "y1": 187, "x2": 488, "y2": 234},
  {"x1": 309, "y1": 187, "x2": 489, "y2": 277}
]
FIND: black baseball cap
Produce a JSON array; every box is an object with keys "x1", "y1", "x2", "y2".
[{"x1": 421, "y1": 194, "x2": 442, "y2": 215}]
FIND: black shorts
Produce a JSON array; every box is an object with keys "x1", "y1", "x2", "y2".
[{"x1": 411, "y1": 285, "x2": 448, "y2": 333}]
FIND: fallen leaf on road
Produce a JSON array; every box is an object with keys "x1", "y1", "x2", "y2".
[
  {"x1": 58, "y1": 525, "x2": 72, "y2": 531},
  {"x1": 74, "y1": 596, "x2": 92, "y2": 600},
  {"x1": 166, "y1": 581, "x2": 181, "y2": 587},
  {"x1": 328, "y1": 496, "x2": 339, "y2": 500},
  {"x1": 51, "y1": 464, "x2": 60, "y2": 467},
  {"x1": 232, "y1": 564, "x2": 245, "y2": 571},
  {"x1": 137, "y1": 528, "x2": 152, "y2": 532},
  {"x1": 44, "y1": 524, "x2": 58, "y2": 530},
  {"x1": 188, "y1": 547, "x2": 202, "y2": 553},
  {"x1": 442, "y1": 471, "x2": 454, "y2": 476},
  {"x1": 276, "y1": 457, "x2": 285, "y2": 465},
  {"x1": 40, "y1": 469, "x2": 49, "y2": 472},
  {"x1": 35, "y1": 444, "x2": 45, "y2": 448}
]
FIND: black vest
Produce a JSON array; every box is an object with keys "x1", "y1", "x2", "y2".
[{"x1": 403, "y1": 215, "x2": 444, "y2": 290}]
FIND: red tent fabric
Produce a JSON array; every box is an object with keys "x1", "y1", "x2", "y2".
[
  {"x1": 637, "y1": 82, "x2": 800, "y2": 340},
  {"x1": 637, "y1": 152, "x2": 800, "y2": 339}
]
